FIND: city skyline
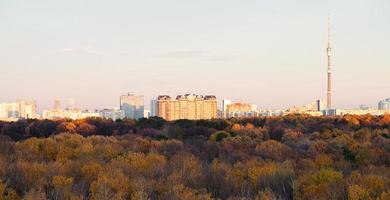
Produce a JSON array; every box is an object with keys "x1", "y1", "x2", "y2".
[{"x1": 1, "y1": 0, "x2": 390, "y2": 110}]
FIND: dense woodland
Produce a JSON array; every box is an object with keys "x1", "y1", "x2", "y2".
[{"x1": 0, "y1": 114, "x2": 389, "y2": 200}]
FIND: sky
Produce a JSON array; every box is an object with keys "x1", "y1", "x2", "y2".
[{"x1": 1, "y1": 0, "x2": 389, "y2": 111}]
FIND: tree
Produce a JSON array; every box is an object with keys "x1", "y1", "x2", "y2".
[
  {"x1": 0, "y1": 182, "x2": 4, "y2": 200},
  {"x1": 248, "y1": 162, "x2": 294, "y2": 199},
  {"x1": 314, "y1": 154, "x2": 333, "y2": 169},
  {"x1": 24, "y1": 188, "x2": 47, "y2": 200},
  {"x1": 295, "y1": 168, "x2": 345, "y2": 200},
  {"x1": 158, "y1": 140, "x2": 183, "y2": 158},
  {"x1": 76, "y1": 123, "x2": 97, "y2": 136},
  {"x1": 0, "y1": 120, "x2": 28, "y2": 140},
  {"x1": 163, "y1": 184, "x2": 212, "y2": 200},
  {"x1": 255, "y1": 188, "x2": 277, "y2": 200},
  {"x1": 210, "y1": 131, "x2": 231, "y2": 142},
  {"x1": 49, "y1": 175, "x2": 74, "y2": 200},
  {"x1": 131, "y1": 190, "x2": 150, "y2": 200},
  {"x1": 206, "y1": 160, "x2": 234, "y2": 198},
  {"x1": 348, "y1": 185, "x2": 370, "y2": 200},
  {"x1": 167, "y1": 154, "x2": 204, "y2": 190},
  {"x1": 255, "y1": 140, "x2": 292, "y2": 162},
  {"x1": 25, "y1": 120, "x2": 59, "y2": 138},
  {"x1": 136, "y1": 117, "x2": 166, "y2": 130},
  {"x1": 89, "y1": 172, "x2": 129, "y2": 200},
  {"x1": 56, "y1": 122, "x2": 76, "y2": 133},
  {"x1": 268, "y1": 127, "x2": 285, "y2": 141}
]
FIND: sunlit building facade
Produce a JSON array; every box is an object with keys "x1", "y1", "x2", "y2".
[
  {"x1": 42, "y1": 109, "x2": 100, "y2": 120},
  {"x1": 42, "y1": 98, "x2": 100, "y2": 120},
  {"x1": 225, "y1": 102, "x2": 259, "y2": 118},
  {"x1": 326, "y1": 109, "x2": 389, "y2": 116},
  {"x1": 284, "y1": 100, "x2": 326, "y2": 116},
  {"x1": 222, "y1": 99, "x2": 232, "y2": 118},
  {"x1": 0, "y1": 100, "x2": 37, "y2": 121},
  {"x1": 157, "y1": 94, "x2": 217, "y2": 121}
]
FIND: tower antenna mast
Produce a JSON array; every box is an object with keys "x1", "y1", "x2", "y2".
[{"x1": 326, "y1": 14, "x2": 333, "y2": 109}]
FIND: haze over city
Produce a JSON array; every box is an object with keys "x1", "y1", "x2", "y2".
[{"x1": 1, "y1": 0, "x2": 389, "y2": 111}]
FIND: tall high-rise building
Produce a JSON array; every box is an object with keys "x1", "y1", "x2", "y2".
[
  {"x1": 326, "y1": 16, "x2": 333, "y2": 109},
  {"x1": 120, "y1": 93, "x2": 144, "y2": 119},
  {"x1": 157, "y1": 94, "x2": 217, "y2": 121}
]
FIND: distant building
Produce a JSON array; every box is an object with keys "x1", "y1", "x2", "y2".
[
  {"x1": 144, "y1": 109, "x2": 150, "y2": 118},
  {"x1": 259, "y1": 110, "x2": 283, "y2": 117},
  {"x1": 157, "y1": 94, "x2": 217, "y2": 121},
  {"x1": 18, "y1": 100, "x2": 37, "y2": 119},
  {"x1": 99, "y1": 108, "x2": 125, "y2": 121},
  {"x1": 150, "y1": 99, "x2": 158, "y2": 117},
  {"x1": 222, "y1": 99, "x2": 232, "y2": 118},
  {"x1": 225, "y1": 102, "x2": 259, "y2": 118},
  {"x1": 359, "y1": 104, "x2": 370, "y2": 110},
  {"x1": 0, "y1": 102, "x2": 19, "y2": 119},
  {"x1": 54, "y1": 98, "x2": 61, "y2": 111},
  {"x1": 284, "y1": 100, "x2": 325, "y2": 116},
  {"x1": 43, "y1": 98, "x2": 99, "y2": 120},
  {"x1": 217, "y1": 109, "x2": 224, "y2": 118},
  {"x1": 120, "y1": 93, "x2": 144, "y2": 119},
  {"x1": 42, "y1": 108, "x2": 100, "y2": 120},
  {"x1": 378, "y1": 98, "x2": 390, "y2": 110},
  {"x1": 66, "y1": 98, "x2": 74, "y2": 110},
  {"x1": 0, "y1": 100, "x2": 37, "y2": 121},
  {"x1": 326, "y1": 109, "x2": 389, "y2": 116}
]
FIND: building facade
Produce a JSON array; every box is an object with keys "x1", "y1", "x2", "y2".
[
  {"x1": 150, "y1": 99, "x2": 158, "y2": 117},
  {"x1": 157, "y1": 94, "x2": 217, "y2": 121},
  {"x1": 54, "y1": 98, "x2": 61, "y2": 111},
  {"x1": 42, "y1": 109, "x2": 100, "y2": 120},
  {"x1": 326, "y1": 109, "x2": 389, "y2": 116},
  {"x1": 225, "y1": 102, "x2": 258, "y2": 118},
  {"x1": 0, "y1": 100, "x2": 37, "y2": 121},
  {"x1": 222, "y1": 99, "x2": 232, "y2": 118},
  {"x1": 120, "y1": 93, "x2": 144, "y2": 119},
  {"x1": 284, "y1": 100, "x2": 326, "y2": 116},
  {"x1": 99, "y1": 108, "x2": 125, "y2": 121},
  {"x1": 378, "y1": 98, "x2": 390, "y2": 110}
]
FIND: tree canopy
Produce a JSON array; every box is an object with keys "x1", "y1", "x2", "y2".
[{"x1": 0, "y1": 114, "x2": 389, "y2": 199}]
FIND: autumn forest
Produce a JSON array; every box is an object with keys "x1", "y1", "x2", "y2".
[{"x1": 0, "y1": 115, "x2": 389, "y2": 200}]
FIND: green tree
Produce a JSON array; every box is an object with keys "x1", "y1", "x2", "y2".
[{"x1": 210, "y1": 131, "x2": 231, "y2": 142}]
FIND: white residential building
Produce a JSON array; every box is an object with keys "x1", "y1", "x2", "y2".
[{"x1": 0, "y1": 100, "x2": 37, "y2": 121}]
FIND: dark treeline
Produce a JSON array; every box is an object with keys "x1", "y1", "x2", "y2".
[{"x1": 0, "y1": 114, "x2": 389, "y2": 199}]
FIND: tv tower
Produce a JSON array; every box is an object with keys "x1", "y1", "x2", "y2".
[{"x1": 326, "y1": 16, "x2": 332, "y2": 109}]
